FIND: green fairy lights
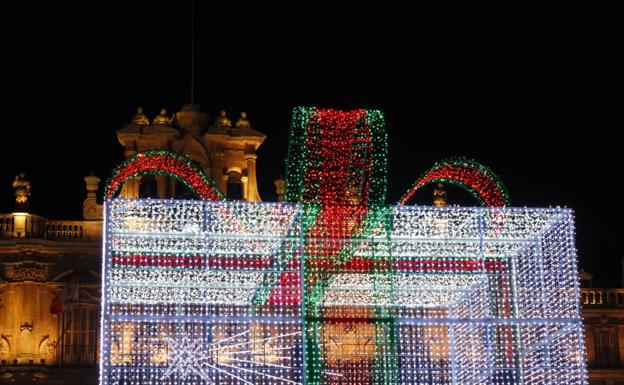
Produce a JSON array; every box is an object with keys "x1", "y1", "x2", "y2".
[{"x1": 399, "y1": 157, "x2": 511, "y2": 207}]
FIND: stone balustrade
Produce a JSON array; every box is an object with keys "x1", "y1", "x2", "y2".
[
  {"x1": 581, "y1": 287, "x2": 624, "y2": 307},
  {"x1": 0, "y1": 213, "x2": 101, "y2": 241}
]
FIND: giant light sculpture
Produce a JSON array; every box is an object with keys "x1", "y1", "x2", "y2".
[{"x1": 100, "y1": 107, "x2": 587, "y2": 385}]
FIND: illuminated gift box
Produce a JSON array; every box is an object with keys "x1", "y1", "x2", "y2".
[{"x1": 101, "y1": 199, "x2": 586, "y2": 385}]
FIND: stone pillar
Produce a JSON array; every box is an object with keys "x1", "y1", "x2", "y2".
[
  {"x1": 212, "y1": 152, "x2": 226, "y2": 195},
  {"x1": 245, "y1": 154, "x2": 261, "y2": 202},
  {"x1": 12, "y1": 213, "x2": 28, "y2": 238},
  {"x1": 241, "y1": 176, "x2": 249, "y2": 201},
  {"x1": 155, "y1": 175, "x2": 168, "y2": 199},
  {"x1": 169, "y1": 177, "x2": 177, "y2": 198}
]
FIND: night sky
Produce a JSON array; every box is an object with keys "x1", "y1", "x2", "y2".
[{"x1": 3, "y1": 3, "x2": 622, "y2": 282}]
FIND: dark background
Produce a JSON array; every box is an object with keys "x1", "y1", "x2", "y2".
[{"x1": 2, "y1": 3, "x2": 622, "y2": 282}]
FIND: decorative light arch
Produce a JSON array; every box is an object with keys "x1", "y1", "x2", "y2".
[
  {"x1": 104, "y1": 150, "x2": 224, "y2": 201},
  {"x1": 398, "y1": 157, "x2": 510, "y2": 207}
]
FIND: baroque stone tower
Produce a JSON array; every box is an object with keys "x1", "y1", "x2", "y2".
[{"x1": 116, "y1": 105, "x2": 266, "y2": 201}]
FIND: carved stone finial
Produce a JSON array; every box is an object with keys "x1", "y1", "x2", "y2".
[
  {"x1": 83, "y1": 175, "x2": 103, "y2": 220},
  {"x1": 12, "y1": 172, "x2": 30, "y2": 212},
  {"x1": 131, "y1": 106, "x2": 150, "y2": 125},
  {"x1": 433, "y1": 182, "x2": 447, "y2": 207},
  {"x1": 84, "y1": 175, "x2": 100, "y2": 194},
  {"x1": 153, "y1": 108, "x2": 173, "y2": 126},
  {"x1": 235, "y1": 111, "x2": 251, "y2": 128},
  {"x1": 215, "y1": 110, "x2": 232, "y2": 128}
]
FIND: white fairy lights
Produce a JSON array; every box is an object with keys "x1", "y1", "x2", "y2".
[{"x1": 100, "y1": 199, "x2": 587, "y2": 385}]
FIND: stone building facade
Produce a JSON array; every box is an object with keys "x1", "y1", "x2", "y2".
[{"x1": 0, "y1": 176, "x2": 103, "y2": 384}]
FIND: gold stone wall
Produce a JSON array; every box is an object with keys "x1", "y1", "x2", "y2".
[{"x1": 0, "y1": 282, "x2": 59, "y2": 365}]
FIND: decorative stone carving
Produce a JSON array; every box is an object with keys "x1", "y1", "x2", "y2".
[
  {"x1": 39, "y1": 335, "x2": 55, "y2": 363},
  {"x1": 131, "y1": 107, "x2": 150, "y2": 126},
  {"x1": 4, "y1": 261, "x2": 50, "y2": 282},
  {"x1": 0, "y1": 335, "x2": 11, "y2": 358},
  {"x1": 235, "y1": 111, "x2": 251, "y2": 128},
  {"x1": 214, "y1": 110, "x2": 232, "y2": 128},
  {"x1": 153, "y1": 108, "x2": 173, "y2": 126},
  {"x1": 12, "y1": 172, "x2": 31, "y2": 212},
  {"x1": 20, "y1": 321, "x2": 33, "y2": 333}
]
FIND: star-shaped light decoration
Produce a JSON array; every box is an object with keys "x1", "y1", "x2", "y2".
[
  {"x1": 161, "y1": 334, "x2": 211, "y2": 381},
  {"x1": 159, "y1": 329, "x2": 304, "y2": 384}
]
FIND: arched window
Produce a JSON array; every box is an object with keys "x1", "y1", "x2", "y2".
[{"x1": 226, "y1": 171, "x2": 243, "y2": 200}]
